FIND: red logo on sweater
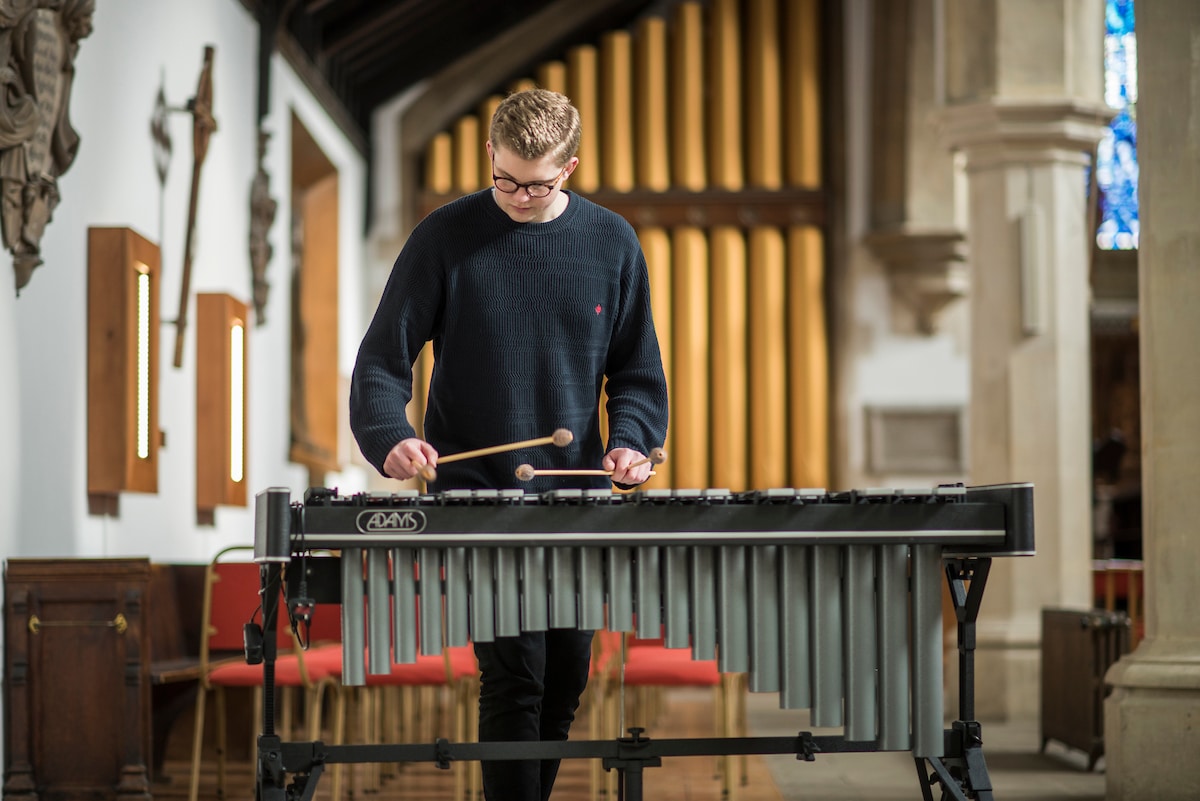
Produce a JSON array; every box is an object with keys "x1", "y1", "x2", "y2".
[{"x1": 595, "y1": 304, "x2": 602, "y2": 314}]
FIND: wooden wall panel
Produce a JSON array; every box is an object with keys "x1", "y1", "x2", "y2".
[
  {"x1": 601, "y1": 31, "x2": 635, "y2": 191},
  {"x1": 710, "y1": 227, "x2": 748, "y2": 490},
  {"x1": 290, "y1": 172, "x2": 340, "y2": 483},
  {"x1": 749, "y1": 226, "x2": 788, "y2": 488},
  {"x1": 671, "y1": 227, "x2": 709, "y2": 488},
  {"x1": 789, "y1": 225, "x2": 828, "y2": 487}
]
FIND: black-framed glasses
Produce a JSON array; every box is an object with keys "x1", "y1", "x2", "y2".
[{"x1": 491, "y1": 159, "x2": 567, "y2": 198}]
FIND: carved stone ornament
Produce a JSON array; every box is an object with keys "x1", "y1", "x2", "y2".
[
  {"x1": 0, "y1": 0, "x2": 94, "y2": 294},
  {"x1": 248, "y1": 127, "x2": 276, "y2": 325},
  {"x1": 864, "y1": 228, "x2": 969, "y2": 336}
]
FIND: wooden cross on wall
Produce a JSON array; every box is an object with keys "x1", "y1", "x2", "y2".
[{"x1": 172, "y1": 46, "x2": 218, "y2": 368}]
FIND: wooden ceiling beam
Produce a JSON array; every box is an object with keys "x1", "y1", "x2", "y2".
[{"x1": 321, "y1": 0, "x2": 427, "y2": 59}]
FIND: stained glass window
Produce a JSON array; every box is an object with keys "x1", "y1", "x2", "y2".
[{"x1": 1096, "y1": 0, "x2": 1137, "y2": 250}]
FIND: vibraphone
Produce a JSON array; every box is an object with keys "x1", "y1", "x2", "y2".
[{"x1": 253, "y1": 483, "x2": 1034, "y2": 801}]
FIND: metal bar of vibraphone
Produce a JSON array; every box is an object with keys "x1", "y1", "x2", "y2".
[
  {"x1": 341, "y1": 548, "x2": 366, "y2": 686},
  {"x1": 716, "y1": 545, "x2": 749, "y2": 674},
  {"x1": 689, "y1": 546, "x2": 717, "y2": 660},
  {"x1": 876, "y1": 544, "x2": 910, "y2": 749},
  {"x1": 810, "y1": 545, "x2": 843, "y2": 726},
  {"x1": 418, "y1": 548, "x2": 444, "y2": 656},
  {"x1": 391, "y1": 547, "x2": 418, "y2": 663},
  {"x1": 911, "y1": 543, "x2": 945, "y2": 758},
  {"x1": 748, "y1": 545, "x2": 780, "y2": 692},
  {"x1": 495, "y1": 547, "x2": 520, "y2": 637},
  {"x1": 843, "y1": 544, "x2": 877, "y2": 741},
  {"x1": 778, "y1": 545, "x2": 810, "y2": 709},
  {"x1": 549, "y1": 547, "x2": 578, "y2": 629},
  {"x1": 606, "y1": 546, "x2": 634, "y2": 632},
  {"x1": 445, "y1": 547, "x2": 469, "y2": 646},
  {"x1": 663, "y1": 546, "x2": 689, "y2": 648},
  {"x1": 578, "y1": 547, "x2": 606, "y2": 631},
  {"x1": 366, "y1": 548, "x2": 391, "y2": 675},
  {"x1": 634, "y1": 546, "x2": 661, "y2": 639},
  {"x1": 521, "y1": 547, "x2": 549, "y2": 632},
  {"x1": 470, "y1": 549, "x2": 496, "y2": 643}
]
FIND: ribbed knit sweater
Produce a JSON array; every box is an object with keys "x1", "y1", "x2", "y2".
[{"x1": 350, "y1": 189, "x2": 669, "y2": 492}]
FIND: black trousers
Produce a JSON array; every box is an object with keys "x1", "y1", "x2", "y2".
[{"x1": 473, "y1": 628, "x2": 594, "y2": 801}]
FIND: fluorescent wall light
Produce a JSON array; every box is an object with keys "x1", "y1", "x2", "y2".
[{"x1": 197, "y1": 293, "x2": 249, "y2": 513}]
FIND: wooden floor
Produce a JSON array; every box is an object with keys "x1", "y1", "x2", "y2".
[{"x1": 155, "y1": 687, "x2": 785, "y2": 801}]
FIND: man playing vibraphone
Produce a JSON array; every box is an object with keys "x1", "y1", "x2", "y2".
[{"x1": 349, "y1": 88, "x2": 669, "y2": 801}]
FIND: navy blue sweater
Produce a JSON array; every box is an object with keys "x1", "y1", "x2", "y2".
[{"x1": 350, "y1": 190, "x2": 669, "y2": 492}]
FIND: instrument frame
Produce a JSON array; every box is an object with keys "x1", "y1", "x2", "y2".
[{"x1": 252, "y1": 484, "x2": 1032, "y2": 801}]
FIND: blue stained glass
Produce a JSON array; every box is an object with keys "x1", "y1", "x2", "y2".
[{"x1": 1097, "y1": 0, "x2": 1138, "y2": 250}]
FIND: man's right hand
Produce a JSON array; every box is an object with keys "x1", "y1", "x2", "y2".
[{"x1": 384, "y1": 438, "x2": 439, "y2": 481}]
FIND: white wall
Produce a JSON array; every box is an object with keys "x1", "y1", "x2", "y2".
[{"x1": 0, "y1": 0, "x2": 368, "y2": 564}]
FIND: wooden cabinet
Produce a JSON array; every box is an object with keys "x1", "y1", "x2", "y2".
[{"x1": 4, "y1": 559, "x2": 152, "y2": 801}]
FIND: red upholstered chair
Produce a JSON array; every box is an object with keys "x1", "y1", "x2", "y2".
[
  {"x1": 584, "y1": 628, "x2": 625, "y2": 800},
  {"x1": 188, "y1": 546, "x2": 338, "y2": 801},
  {"x1": 600, "y1": 635, "x2": 747, "y2": 801},
  {"x1": 299, "y1": 585, "x2": 480, "y2": 800}
]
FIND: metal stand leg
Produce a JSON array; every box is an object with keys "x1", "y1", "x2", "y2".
[
  {"x1": 257, "y1": 564, "x2": 288, "y2": 801},
  {"x1": 916, "y1": 558, "x2": 996, "y2": 801},
  {"x1": 604, "y1": 728, "x2": 662, "y2": 801}
]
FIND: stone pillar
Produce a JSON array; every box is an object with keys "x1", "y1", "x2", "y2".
[
  {"x1": 1103, "y1": 2, "x2": 1200, "y2": 798},
  {"x1": 937, "y1": 0, "x2": 1110, "y2": 719}
]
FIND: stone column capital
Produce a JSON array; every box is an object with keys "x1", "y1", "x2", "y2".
[{"x1": 935, "y1": 98, "x2": 1114, "y2": 168}]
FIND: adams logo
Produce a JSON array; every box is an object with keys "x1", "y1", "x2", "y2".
[{"x1": 356, "y1": 510, "x2": 427, "y2": 534}]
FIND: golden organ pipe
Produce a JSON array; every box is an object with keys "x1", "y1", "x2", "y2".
[
  {"x1": 788, "y1": 226, "x2": 828, "y2": 487},
  {"x1": 670, "y1": 3, "x2": 706, "y2": 191},
  {"x1": 567, "y1": 45, "x2": 600, "y2": 192},
  {"x1": 634, "y1": 17, "x2": 670, "y2": 191},
  {"x1": 600, "y1": 31, "x2": 635, "y2": 192},
  {"x1": 749, "y1": 227, "x2": 788, "y2": 489},
  {"x1": 453, "y1": 115, "x2": 480, "y2": 193}
]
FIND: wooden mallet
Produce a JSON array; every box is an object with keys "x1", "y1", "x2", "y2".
[
  {"x1": 515, "y1": 446, "x2": 667, "y2": 481},
  {"x1": 418, "y1": 428, "x2": 573, "y2": 482}
]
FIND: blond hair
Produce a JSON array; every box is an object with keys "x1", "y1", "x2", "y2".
[{"x1": 489, "y1": 89, "x2": 581, "y2": 166}]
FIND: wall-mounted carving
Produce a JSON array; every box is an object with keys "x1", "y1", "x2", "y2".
[
  {"x1": 248, "y1": 128, "x2": 276, "y2": 325},
  {"x1": 0, "y1": 0, "x2": 95, "y2": 293},
  {"x1": 150, "y1": 77, "x2": 172, "y2": 189}
]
